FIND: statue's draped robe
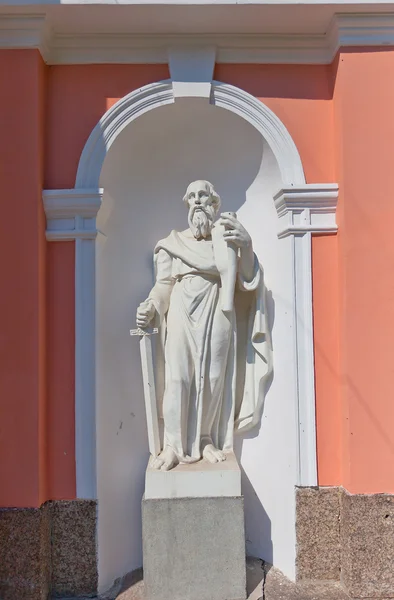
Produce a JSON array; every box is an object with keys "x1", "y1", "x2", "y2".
[{"x1": 148, "y1": 229, "x2": 272, "y2": 461}]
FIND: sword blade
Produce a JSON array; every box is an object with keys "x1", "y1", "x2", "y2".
[{"x1": 139, "y1": 333, "x2": 161, "y2": 457}]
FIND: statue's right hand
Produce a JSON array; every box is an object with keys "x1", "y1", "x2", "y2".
[{"x1": 136, "y1": 299, "x2": 156, "y2": 329}]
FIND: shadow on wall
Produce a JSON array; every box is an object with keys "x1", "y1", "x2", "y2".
[
  {"x1": 241, "y1": 464, "x2": 273, "y2": 565},
  {"x1": 234, "y1": 288, "x2": 275, "y2": 561},
  {"x1": 96, "y1": 97, "x2": 284, "y2": 592},
  {"x1": 234, "y1": 281, "x2": 275, "y2": 567}
]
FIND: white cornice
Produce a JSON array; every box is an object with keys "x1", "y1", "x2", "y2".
[
  {"x1": 329, "y1": 12, "x2": 394, "y2": 50},
  {"x1": 50, "y1": 32, "x2": 330, "y2": 65},
  {"x1": 274, "y1": 184, "x2": 338, "y2": 238},
  {"x1": 46, "y1": 16, "x2": 394, "y2": 65},
  {"x1": 0, "y1": 14, "x2": 52, "y2": 61},
  {"x1": 1, "y1": 12, "x2": 394, "y2": 64},
  {"x1": 43, "y1": 189, "x2": 103, "y2": 218},
  {"x1": 43, "y1": 188, "x2": 103, "y2": 241}
]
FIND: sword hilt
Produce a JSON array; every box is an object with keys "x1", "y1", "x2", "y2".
[{"x1": 130, "y1": 327, "x2": 159, "y2": 337}]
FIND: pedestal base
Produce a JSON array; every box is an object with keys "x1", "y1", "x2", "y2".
[
  {"x1": 142, "y1": 495, "x2": 246, "y2": 600},
  {"x1": 145, "y1": 451, "x2": 241, "y2": 499}
]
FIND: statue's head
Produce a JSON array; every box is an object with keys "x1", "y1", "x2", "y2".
[{"x1": 183, "y1": 180, "x2": 221, "y2": 239}]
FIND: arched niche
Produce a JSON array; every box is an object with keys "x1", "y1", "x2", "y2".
[
  {"x1": 43, "y1": 78, "x2": 337, "y2": 595},
  {"x1": 96, "y1": 98, "x2": 292, "y2": 591}
]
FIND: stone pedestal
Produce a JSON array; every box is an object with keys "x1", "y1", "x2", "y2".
[
  {"x1": 142, "y1": 454, "x2": 246, "y2": 600},
  {"x1": 145, "y1": 451, "x2": 241, "y2": 499}
]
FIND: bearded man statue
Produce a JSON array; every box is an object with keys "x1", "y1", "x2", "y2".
[{"x1": 136, "y1": 180, "x2": 272, "y2": 471}]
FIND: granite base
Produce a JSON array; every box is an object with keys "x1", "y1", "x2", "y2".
[
  {"x1": 51, "y1": 500, "x2": 98, "y2": 598},
  {"x1": 296, "y1": 486, "x2": 394, "y2": 599},
  {"x1": 341, "y1": 489, "x2": 394, "y2": 598},
  {"x1": 0, "y1": 499, "x2": 97, "y2": 600},
  {"x1": 0, "y1": 504, "x2": 51, "y2": 600},
  {"x1": 296, "y1": 486, "x2": 341, "y2": 581}
]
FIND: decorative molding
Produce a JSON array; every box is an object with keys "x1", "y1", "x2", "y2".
[
  {"x1": 74, "y1": 235, "x2": 98, "y2": 499},
  {"x1": 212, "y1": 83, "x2": 305, "y2": 185},
  {"x1": 43, "y1": 15, "x2": 394, "y2": 65},
  {"x1": 75, "y1": 81, "x2": 174, "y2": 188},
  {"x1": 43, "y1": 188, "x2": 103, "y2": 219},
  {"x1": 43, "y1": 187, "x2": 103, "y2": 499},
  {"x1": 76, "y1": 80, "x2": 305, "y2": 188},
  {"x1": 292, "y1": 230, "x2": 317, "y2": 487},
  {"x1": 2, "y1": 13, "x2": 394, "y2": 65},
  {"x1": 274, "y1": 184, "x2": 339, "y2": 238},
  {"x1": 0, "y1": 13, "x2": 52, "y2": 62},
  {"x1": 273, "y1": 183, "x2": 338, "y2": 487},
  {"x1": 329, "y1": 12, "x2": 394, "y2": 52},
  {"x1": 49, "y1": 32, "x2": 329, "y2": 65},
  {"x1": 50, "y1": 34, "x2": 167, "y2": 64},
  {"x1": 43, "y1": 188, "x2": 103, "y2": 241}
]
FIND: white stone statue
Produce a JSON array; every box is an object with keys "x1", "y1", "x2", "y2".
[{"x1": 136, "y1": 180, "x2": 272, "y2": 471}]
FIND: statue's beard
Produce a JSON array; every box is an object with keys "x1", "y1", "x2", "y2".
[{"x1": 188, "y1": 206, "x2": 215, "y2": 239}]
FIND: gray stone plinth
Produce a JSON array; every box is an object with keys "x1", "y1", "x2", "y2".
[{"x1": 142, "y1": 496, "x2": 246, "y2": 600}]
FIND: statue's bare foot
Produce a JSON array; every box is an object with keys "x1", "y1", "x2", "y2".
[
  {"x1": 151, "y1": 446, "x2": 179, "y2": 471},
  {"x1": 202, "y1": 443, "x2": 227, "y2": 464}
]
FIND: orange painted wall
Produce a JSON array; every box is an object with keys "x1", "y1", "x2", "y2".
[
  {"x1": 331, "y1": 48, "x2": 394, "y2": 493},
  {"x1": 0, "y1": 50, "x2": 47, "y2": 507}
]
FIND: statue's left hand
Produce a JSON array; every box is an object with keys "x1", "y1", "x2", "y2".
[{"x1": 219, "y1": 213, "x2": 252, "y2": 248}]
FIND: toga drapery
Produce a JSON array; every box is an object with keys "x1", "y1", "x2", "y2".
[{"x1": 148, "y1": 229, "x2": 273, "y2": 461}]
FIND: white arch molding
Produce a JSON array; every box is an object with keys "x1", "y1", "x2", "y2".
[
  {"x1": 76, "y1": 80, "x2": 306, "y2": 189},
  {"x1": 43, "y1": 78, "x2": 338, "y2": 500}
]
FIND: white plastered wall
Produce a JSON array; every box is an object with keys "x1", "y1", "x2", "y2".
[{"x1": 96, "y1": 98, "x2": 298, "y2": 592}]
